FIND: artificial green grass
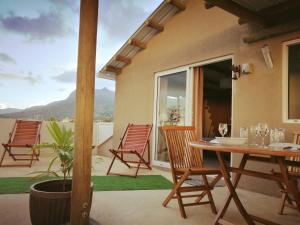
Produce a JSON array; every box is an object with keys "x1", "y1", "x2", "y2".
[{"x1": 0, "y1": 175, "x2": 172, "y2": 194}]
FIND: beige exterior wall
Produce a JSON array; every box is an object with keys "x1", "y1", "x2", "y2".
[
  {"x1": 0, "y1": 118, "x2": 113, "y2": 156},
  {"x1": 113, "y1": 0, "x2": 300, "y2": 196},
  {"x1": 97, "y1": 137, "x2": 113, "y2": 157},
  {"x1": 0, "y1": 118, "x2": 75, "y2": 156}
]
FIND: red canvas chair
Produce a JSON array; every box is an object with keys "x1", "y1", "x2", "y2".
[
  {"x1": 107, "y1": 124, "x2": 152, "y2": 177},
  {"x1": 0, "y1": 120, "x2": 42, "y2": 167}
]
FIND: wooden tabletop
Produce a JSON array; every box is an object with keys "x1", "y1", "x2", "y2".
[{"x1": 189, "y1": 141, "x2": 300, "y2": 157}]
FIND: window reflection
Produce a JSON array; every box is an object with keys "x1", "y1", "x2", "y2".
[{"x1": 288, "y1": 43, "x2": 300, "y2": 119}]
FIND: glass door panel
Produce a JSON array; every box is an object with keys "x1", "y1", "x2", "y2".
[{"x1": 153, "y1": 70, "x2": 192, "y2": 166}]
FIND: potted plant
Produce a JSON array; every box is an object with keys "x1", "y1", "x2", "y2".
[{"x1": 29, "y1": 121, "x2": 92, "y2": 225}]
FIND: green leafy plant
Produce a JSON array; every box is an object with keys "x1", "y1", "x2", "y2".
[{"x1": 32, "y1": 121, "x2": 74, "y2": 191}]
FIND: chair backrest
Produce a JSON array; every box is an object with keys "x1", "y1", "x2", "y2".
[
  {"x1": 293, "y1": 132, "x2": 300, "y2": 145},
  {"x1": 121, "y1": 124, "x2": 152, "y2": 154},
  {"x1": 9, "y1": 120, "x2": 42, "y2": 146},
  {"x1": 162, "y1": 126, "x2": 203, "y2": 171},
  {"x1": 290, "y1": 132, "x2": 300, "y2": 173}
]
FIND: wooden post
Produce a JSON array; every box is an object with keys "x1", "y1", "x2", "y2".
[{"x1": 70, "y1": 0, "x2": 98, "y2": 225}]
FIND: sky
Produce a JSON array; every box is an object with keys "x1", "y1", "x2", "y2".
[{"x1": 0, "y1": 0, "x2": 163, "y2": 109}]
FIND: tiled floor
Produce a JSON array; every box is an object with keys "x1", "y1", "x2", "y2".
[{"x1": 0, "y1": 152, "x2": 299, "y2": 225}]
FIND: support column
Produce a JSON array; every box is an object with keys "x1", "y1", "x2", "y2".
[{"x1": 71, "y1": 0, "x2": 98, "y2": 225}]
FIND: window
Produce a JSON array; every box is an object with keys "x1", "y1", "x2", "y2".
[
  {"x1": 152, "y1": 67, "x2": 193, "y2": 167},
  {"x1": 283, "y1": 39, "x2": 300, "y2": 123}
]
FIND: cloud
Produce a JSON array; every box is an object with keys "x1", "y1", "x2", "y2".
[
  {"x1": 52, "y1": 70, "x2": 76, "y2": 83},
  {"x1": 0, "y1": 11, "x2": 74, "y2": 40},
  {"x1": 99, "y1": 0, "x2": 154, "y2": 42},
  {"x1": 0, "y1": 103, "x2": 8, "y2": 109},
  {"x1": 0, "y1": 71, "x2": 40, "y2": 84},
  {"x1": 57, "y1": 87, "x2": 67, "y2": 92},
  {"x1": 50, "y1": 0, "x2": 80, "y2": 14},
  {"x1": 0, "y1": 52, "x2": 16, "y2": 64}
]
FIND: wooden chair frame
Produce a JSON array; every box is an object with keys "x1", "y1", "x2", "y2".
[
  {"x1": 106, "y1": 124, "x2": 152, "y2": 178},
  {"x1": 161, "y1": 125, "x2": 222, "y2": 218},
  {"x1": 276, "y1": 132, "x2": 300, "y2": 214},
  {"x1": 0, "y1": 120, "x2": 42, "y2": 167}
]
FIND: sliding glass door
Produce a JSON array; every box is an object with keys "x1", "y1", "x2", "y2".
[{"x1": 152, "y1": 68, "x2": 193, "y2": 167}]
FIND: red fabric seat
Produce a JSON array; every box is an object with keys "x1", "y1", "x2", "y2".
[
  {"x1": 106, "y1": 123, "x2": 152, "y2": 177},
  {"x1": 1, "y1": 120, "x2": 42, "y2": 167}
]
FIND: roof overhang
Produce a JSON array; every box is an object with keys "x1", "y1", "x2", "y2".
[
  {"x1": 98, "y1": 0, "x2": 186, "y2": 80},
  {"x1": 98, "y1": 0, "x2": 300, "y2": 80},
  {"x1": 205, "y1": 0, "x2": 300, "y2": 43}
]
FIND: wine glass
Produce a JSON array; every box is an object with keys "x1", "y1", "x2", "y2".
[
  {"x1": 219, "y1": 123, "x2": 228, "y2": 137},
  {"x1": 240, "y1": 127, "x2": 248, "y2": 138},
  {"x1": 256, "y1": 123, "x2": 270, "y2": 147}
]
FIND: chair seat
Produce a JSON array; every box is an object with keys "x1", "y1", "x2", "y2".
[
  {"x1": 106, "y1": 124, "x2": 152, "y2": 177},
  {"x1": 110, "y1": 148, "x2": 140, "y2": 154},
  {"x1": 4, "y1": 143, "x2": 33, "y2": 147},
  {"x1": 1, "y1": 120, "x2": 41, "y2": 167},
  {"x1": 175, "y1": 167, "x2": 221, "y2": 175}
]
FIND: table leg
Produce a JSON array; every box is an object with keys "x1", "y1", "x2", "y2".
[
  {"x1": 277, "y1": 157, "x2": 300, "y2": 213},
  {"x1": 215, "y1": 153, "x2": 255, "y2": 225}
]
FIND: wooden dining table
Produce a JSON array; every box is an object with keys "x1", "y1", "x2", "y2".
[{"x1": 189, "y1": 141, "x2": 300, "y2": 225}]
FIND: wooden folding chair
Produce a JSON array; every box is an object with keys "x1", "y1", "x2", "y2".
[
  {"x1": 107, "y1": 124, "x2": 152, "y2": 177},
  {"x1": 277, "y1": 132, "x2": 300, "y2": 214},
  {"x1": 162, "y1": 126, "x2": 222, "y2": 218},
  {"x1": 0, "y1": 120, "x2": 42, "y2": 167}
]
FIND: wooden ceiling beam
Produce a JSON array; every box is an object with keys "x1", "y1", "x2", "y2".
[
  {"x1": 128, "y1": 39, "x2": 147, "y2": 49},
  {"x1": 204, "y1": 0, "x2": 268, "y2": 26},
  {"x1": 238, "y1": 17, "x2": 248, "y2": 25},
  {"x1": 254, "y1": 0, "x2": 300, "y2": 26},
  {"x1": 258, "y1": 0, "x2": 300, "y2": 16},
  {"x1": 204, "y1": 2, "x2": 215, "y2": 9},
  {"x1": 167, "y1": 0, "x2": 186, "y2": 11},
  {"x1": 243, "y1": 18, "x2": 300, "y2": 43},
  {"x1": 115, "y1": 55, "x2": 131, "y2": 64},
  {"x1": 145, "y1": 20, "x2": 164, "y2": 32},
  {"x1": 105, "y1": 65, "x2": 122, "y2": 75}
]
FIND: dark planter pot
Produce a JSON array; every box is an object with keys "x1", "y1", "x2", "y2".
[{"x1": 30, "y1": 179, "x2": 93, "y2": 225}]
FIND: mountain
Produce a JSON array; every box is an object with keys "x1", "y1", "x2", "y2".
[
  {"x1": 0, "y1": 108, "x2": 23, "y2": 115},
  {"x1": 0, "y1": 88, "x2": 115, "y2": 121}
]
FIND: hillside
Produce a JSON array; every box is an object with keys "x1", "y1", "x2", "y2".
[
  {"x1": 0, "y1": 88, "x2": 115, "y2": 121},
  {"x1": 0, "y1": 108, "x2": 23, "y2": 115}
]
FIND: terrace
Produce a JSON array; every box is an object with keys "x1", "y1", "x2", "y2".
[
  {"x1": 1, "y1": 0, "x2": 300, "y2": 225},
  {"x1": 0, "y1": 149, "x2": 299, "y2": 225},
  {"x1": 0, "y1": 118, "x2": 299, "y2": 225}
]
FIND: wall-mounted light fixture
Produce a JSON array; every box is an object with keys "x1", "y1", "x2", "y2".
[
  {"x1": 241, "y1": 63, "x2": 253, "y2": 75},
  {"x1": 261, "y1": 45, "x2": 273, "y2": 69},
  {"x1": 232, "y1": 64, "x2": 240, "y2": 80}
]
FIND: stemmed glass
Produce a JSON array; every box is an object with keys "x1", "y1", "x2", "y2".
[
  {"x1": 219, "y1": 123, "x2": 228, "y2": 137},
  {"x1": 256, "y1": 123, "x2": 270, "y2": 147}
]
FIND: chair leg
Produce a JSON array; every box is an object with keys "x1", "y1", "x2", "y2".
[
  {"x1": 195, "y1": 174, "x2": 222, "y2": 204},
  {"x1": 136, "y1": 153, "x2": 151, "y2": 170},
  {"x1": 7, "y1": 147, "x2": 17, "y2": 161},
  {"x1": 163, "y1": 171, "x2": 190, "y2": 207},
  {"x1": 202, "y1": 175, "x2": 217, "y2": 214},
  {"x1": 147, "y1": 142, "x2": 150, "y2": 162},
  {"x1": 29, "y1": 152, "x2": 34, "y2": 167},
  {"x1": 134, "y1": 158, "x2": 143, "y2": 178},
  {"x1": 279, "y1": 192, "x2": 287, "y2": 215},
  {"x1": 107, "y1": 154, "x2": 117, "y2": 175},
  {"x1": 176, "y1": 191, "x2": 187, "y2": 218},
  {"x1": 272, "y1": 169, "x2": 294, "y2": 206},
  {"x1": 35, "y1": 147, "x2": 40, "y2": 159},
  {"x1": 0, "y1": 149, "x2": 7, "y2": 167},
  {"x1": 109, "y1": 150, "x2": 131, "y2": 168}
]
